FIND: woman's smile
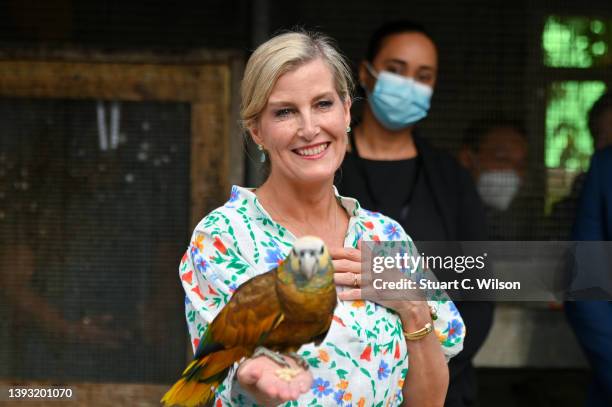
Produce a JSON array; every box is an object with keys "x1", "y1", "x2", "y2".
[{"x1": 292, "y1": 142, "x2": 331, "y2": 160}]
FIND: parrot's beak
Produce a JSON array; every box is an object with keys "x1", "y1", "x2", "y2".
[{"x1": 300, "y1": 253, "x2": 318, "y2": 280}]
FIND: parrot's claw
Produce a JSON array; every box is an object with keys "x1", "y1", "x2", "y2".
[
  {"x1": 253, "y1": 346, "x2": 291, "y2": 368},
  {"x1": 287, "y1": 352, "x2": 309, "y2": 370}
]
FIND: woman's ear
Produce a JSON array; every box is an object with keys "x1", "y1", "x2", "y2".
[
  {"x1": 344, "y1": 98, "x2": 352, "y2": 128},
  {"x1": 457, "y1": 147, "x2": 475, "y2": 173},
  {"x1": 248, "y1": 124, "x2": 263, "y2": 147},
  {"x1": 358, "y1": 61, "x2": 373, "y2": 91}
]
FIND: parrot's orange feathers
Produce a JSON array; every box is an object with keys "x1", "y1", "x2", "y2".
[
  {"x1": 208, "y1": 272, "x2": 282, "y2": 348},
  {"x1": 163, "y1": 237, "x2": 337, "y2": 407},
  {"x1": 161, "y1": 376, "x2": 213, "y2": 407}
]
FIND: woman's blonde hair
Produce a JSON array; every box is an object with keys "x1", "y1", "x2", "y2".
[{"x1": 240, "y1": 30, "x2": 354, "y2": 129}]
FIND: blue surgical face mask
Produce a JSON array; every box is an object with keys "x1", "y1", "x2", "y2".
[{"x1": 364, "y1": 63, "x2": 433, "y2": 131}]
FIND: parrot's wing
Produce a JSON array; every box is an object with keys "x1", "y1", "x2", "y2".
[{"x1": 194, "y1": 270, "x2": 283, "y2": 359}]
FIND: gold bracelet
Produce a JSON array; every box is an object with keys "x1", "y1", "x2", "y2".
[{"x1": 403, "y1": 322, "x2": 433, "y2": 341}]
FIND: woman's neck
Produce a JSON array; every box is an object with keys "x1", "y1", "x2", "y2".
[
  {"x1": 355, "y1": 108, "x2": 418, "y2": 160},
  {"x1": 255, "y1": 175, "x2": 340, "y2": 229}
]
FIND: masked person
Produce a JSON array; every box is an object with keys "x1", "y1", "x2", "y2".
[
  {"x1": 458, "y1": 117, "x2": 530, "y2": 240},
  {"x1": 335, "y1": 21, "x2": 492, "y2": 407}
]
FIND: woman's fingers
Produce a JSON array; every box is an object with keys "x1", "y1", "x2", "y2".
[
  {"x1": 338, "y1": 288, "x2": 361, "y2": 301},
  {"x1": 283, "y1": 369, "x2": 311, "y2": 400},
  {"x1": 274, "y1": 382, "x2": 288, "y2": 401},
  {"x1": 237, "y1": 358, "x2": 262, "y2": 385},
  {"x1": 334, "y1": 271, "x2": 361, "y2": 287},
  {"x1": 329, "y1": 247, "x2": 361, "y2": 262},
  {"x1": 295, "y1": 377, "x2": 310, "y2": 393},
  {"x1": 332, "y1": 258, "x2": 361, "y2": 274}
]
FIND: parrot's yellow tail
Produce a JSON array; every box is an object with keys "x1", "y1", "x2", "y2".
[
  {"x1": 161, "y1": 348, "x2": 247, "y2": 407},
  {"x1": 160, "y1": 374, "x2": 218, "y2": 407}
]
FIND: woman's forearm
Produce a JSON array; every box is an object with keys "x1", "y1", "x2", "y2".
[{"x1": 400, "y1": 307, "x2": 449, "y2": 407}]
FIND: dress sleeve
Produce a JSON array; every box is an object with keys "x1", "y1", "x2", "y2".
[
  {"x1": 178, "y1": 214, "x2": 265, "y2": 406},
  {"x1": 395, "y1": 221, "x2": 466, "y2": 362},
  {"x1": 179, "y1": 218, "x2": 255, "y2": 353},
  {"x1": 429, "y1": 299, "x2": 465, "y2": 362}
]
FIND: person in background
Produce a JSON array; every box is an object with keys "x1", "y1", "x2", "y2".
[
  {"x1": 549, "y1": 92, "x2": 612, "y2": 239},
  {"x1": 335, "y1": 21, "x2": 492, "y2": 407},
  {"x1": 588, "y1": 92, "x2": 612, "y2": 151},
  {"x1": 564, "y1": 145, "x2": 612, "y2": 407},
  {"x1": 458, "y1": 117, "x2": 530, "y2": 240}
]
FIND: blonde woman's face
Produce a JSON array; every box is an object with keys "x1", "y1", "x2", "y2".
[{"x1": 250, "y1": 58, "x2": 351, "y2": 186}]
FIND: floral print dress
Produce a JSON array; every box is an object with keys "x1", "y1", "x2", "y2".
[{"x1": 179, "y1": 185, "x2": 465, "y2": 407}]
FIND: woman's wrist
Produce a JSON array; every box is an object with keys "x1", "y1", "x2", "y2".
[{"x1": 398, "y1": 302, "x2": 433, "y2": 332}]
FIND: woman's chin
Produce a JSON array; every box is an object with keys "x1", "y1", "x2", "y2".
[
  {"x1": 272, "y1": 154, "x2": 342, "y2": 187},
  {"x1": 291, "y1": 166, "x2": 337, "y2": 186}
]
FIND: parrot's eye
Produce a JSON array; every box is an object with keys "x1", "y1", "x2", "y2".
[{"x1": 319, "y1": 246, "x2": 324, "y2": 254}]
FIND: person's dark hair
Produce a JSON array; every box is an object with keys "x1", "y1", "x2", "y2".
[
  {"x1": 365, "y1": 20, "x2": 435, "y2": 62},
  {"x1": 462, "y1": 115, "x2": 527, "y2": 152},
  {"x1": 588, "y1": 92, "x2": 612, "y2": 144}
]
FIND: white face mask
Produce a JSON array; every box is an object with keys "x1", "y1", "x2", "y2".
[{"x1": 477, "y1": 170, "x2": 521, "y2": 211}]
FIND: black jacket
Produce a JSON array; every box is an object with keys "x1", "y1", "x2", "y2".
[{"x1": 412, "y1": 134, "x2": 488, "y2": 240}]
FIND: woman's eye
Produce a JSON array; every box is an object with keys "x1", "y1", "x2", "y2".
[
  {"x1": 385, "y1": 66, "x2": 401, "y2": 74},
  {"x1": 274, "y1": 108, "x2": 293, "y2": 118},
  {"x1": 417, "y1": 74, "x2": 434, "y2": 84},
  {"x1": 317, "y1": 100, "x2": 333, "y2": 109}
]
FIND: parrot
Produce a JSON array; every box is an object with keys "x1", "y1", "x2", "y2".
[{"x1": 161, "y1": 235, "x2": 337, "y2": 407}]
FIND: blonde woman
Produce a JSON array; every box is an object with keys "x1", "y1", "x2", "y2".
[{"x1": 179, "y1": 31, "x2": 465, "y2": 406}]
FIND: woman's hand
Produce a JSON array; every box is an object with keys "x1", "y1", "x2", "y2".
[
  {"x1": 330, "y1": 246, "x2": 362, "y2": 300},
  {"x1": 236, "y1": 355, "x2": 312, "y2": 406},
  {"x1": 331, "y1": 242, "x2": 431, "y2": 329}
]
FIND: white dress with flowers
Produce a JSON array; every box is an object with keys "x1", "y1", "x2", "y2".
[{"x1": 179, "y1": 185, "x2": 465, "y2": 407}]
